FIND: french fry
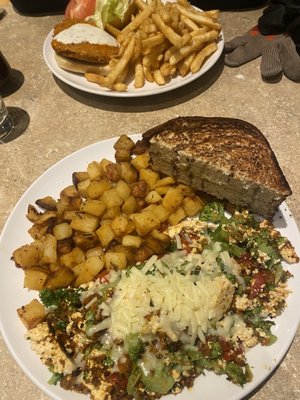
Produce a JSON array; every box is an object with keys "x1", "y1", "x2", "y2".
[
  {"x1": 177, "y1": 51, "x2": 196, "y2": 76},
  {"x1": 190, "y1": 42, "x2": 218, "y2": 73},
  {"x1": 105, "y1": 23, "x2": 121, "y2": 38},
  {"x1": 176, "y1": 4, "x2": 221, "y2": 31},
  {"x1": 134, "y1": 58, "x2": 145, "y2": 88},
  {"x1": 153, "y1": 69, "x2": 165, "y2": 85},
  {"x1": 101, "y1": 36, "x2": 136, "y2": 88},
  {"x1": 152, "y1": 12, "x2": 184, "y2": 48},
  {"x1": 120, "y1": 0, "x2": 157, "y2": 38},
  {"x1": 169, "y1": 30, "x2": 219, "y2": 65}
]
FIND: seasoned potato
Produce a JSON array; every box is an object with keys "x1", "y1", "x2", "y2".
[
  {"x1": 80, "y1": 199, "x2": 106, "y2": 217},
  {"x1": 12, "y1": 243, "x2": 40, "y2": 269},
  {"x1": 122, "y1": 234, "x2": 143, "y2": 248},
  {"x1": 45, "y1": 267, "x2": 74, "y2": 289},
  {"x1": 96, "y1": 223, "x2": 115, "y2": 248},
  {"x1": 168, "y1": 206, "x2": 187, "y2": 225},
  {"x1": 86, "y1": 179, "x2": 111, "y2": 199},
  {"x1": 139, "y1": 168, "x2": 159, "y2": 190},
  {"x1": 24, "y1": 269, "x2": 49, "y2": 290},
  {"x1": 17, "y1": 299, "x2": 46, "y2": 329},
  {"x1": 145, "y1": 190, "x2": 162, "y2": 204},
  {"x1": 70, "y1": 212, "x2": 99, "y2": 233},
  {"x1": 122, "y1": 196, "x2": 138, "y2": 215},
  {"x1": 101, "y1": 188, "x2": 124, "y2": 209},
  {"x1": 114, "y1": 134, "x2": 135, "y2": 151},
  {"x1": 87, "y1": 161, "x2": 102, "y2": 180},
  {"x1": 105, "y1": 252, "x2": 127, "y2": 270},
  {"x1": 162, "y1": 188, "x2": 184, "y2": 211},
  {"x1": 116, "y1": 179, "x2": 131, "y2": 201},
  {"x1": 133, "y1": 210, "x2": 160, "y2": 236},
  {"x1": 53, "y1": 222, "x2": 73, "y2": 240},
  {"x1": 182, "y1": 196, "x2": 205, "y2": 216},
  {"x1": 12, "y1": 134, "x2": 208, "y2": 292},
  {"x1": 60, "y1": 247, "x2": 85, "y2": 269},
  {"x1": 131, "y1": 152, "x2": 150, "y2": 171}
]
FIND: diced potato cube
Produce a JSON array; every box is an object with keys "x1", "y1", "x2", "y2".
[
  {"x1": 122, "y1": 234, "x2": 143, "y2": 248},
  {"x1": 99, "y1": 159, "x2": 113, "y2": 176},
  {"x1": 72, "y1": 171, "x2": 89, "y2": 185},
  {"x1": 72, "y1": 232, "x2": 98, "y2": 250},
  {"x1": 121, "y1": 196, "x2": 138, "y2": 215},
  {"x1": 87, "y1": 161, "x2": 102, "y2": 180},
  {"x1": 139, "y1": 168, "x2": 160, "y2": 190},
  {"x1": 17, "y1": 299, "x2": 46, "y2": 330},
  {"x1": 131, "y1": 152, "x2": 150, "y2": 171},
  {"x1": 60, "y1": 185, "x2": 82, "y2": 210},
  {"x1": 53, "y1": 222, "x2": 73, "y2": 240},
  {"x1": 105, "y1": 252, "x2": 127, "y2": 270},
  {"x1": 113, "y1": 134, "x2": 135, "y2": 151},
  {"x1": 12, "y1": 243, "x2": 40, "y2": 269},
  {"x1": 120, "y1": 162, "x2": 139, "y2": 184},
  {"x1": 73, "y1": 264, "x2": 94, "y2": 286},
  {"x1": 152, "y1": 204, "x2": 170, "y2": 222},
  {"x1": 115, "y1": 180, "x2": 131, "y2": 201},
  {"x1": 45, "y1": 267, "x2": 74, "y2": 289},
  {"x1": 156, "y1": 186, "x2": 172, "y2": 195},
  {"x1": 80, "y1": 200, "x2": 106, "y2": 217},
  {"x1": 60, "y1": 247, "x2": 85, "y2": 269},
  {"x1": 131, "y1": 180, "x2": 149, "y2": 198},
  {"x1": 85, "y1": 255, "x2": 104, "y2": 276},
  {"x1": 77, "y1": 179, "x2": 91, "y2": 198},
  {"x1": 86, "y1": 247, "x2": 104, "y2": 258},
  {"x1": 162, "y1": 188, "x2": 184, "y2": 211},
  {"x1": 102, "y1": 206, "x2": 121, "y2": 219},
  {"x1": 155, "y1": 176, "x2": 176, "y2": 187},
  {"x1": 86, "y1": 179, "x2": 111, "y2": 199},
  {"x1": 23, "y1": 269, "x2": 48, "y2": 290},
  {"x1": 111, "y1": 215, "x2": 130, "y2": 237},
  {"x1": 144, "y1": 236, "x2": 167, "y2": 254},
  {"x1": 133, "y1": 210, "x2": 160, "y2": 236},
  {"x1": 70, "y1": 212, "x2": 99, "y2": 233},
  {"x1": 101, "y1": 189, "x2": 123, "y2": 209},
  {"x1": 168, "y1": 207, "x2": 187, "y2": 225},
  {"x1": 150, "y1": 229, "x2": 170, "y2": 244},
  {"x1": 115, "y1": 148, "x2": 131, "y2": 162},
  {"x1": 105, "y1": 162, "x2": 122, "y2": 182},
  {"x1": 176, "y1": 184, "x2": 195, "y2": 196},
  {"x1": 42, "y1": 234, "x2": 57, "y2": 264},
  {"x1": 182, "y1": 196, "x2": 205, "y2": 216},
  {"x1": 145, "y1": 190, "x2": 162, "y2": 204},
  {"x1": 96, "y1": 223, "x2": 115, "y2": 248}
]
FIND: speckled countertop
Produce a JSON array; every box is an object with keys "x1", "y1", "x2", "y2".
[{"x1": 0, "y1": 3, "x2": 300, "y2": 400}]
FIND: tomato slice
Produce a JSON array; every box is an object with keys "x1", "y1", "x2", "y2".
[
  {"x1": 65, "y1": 0, "x2": 96, "y2": 19},
  {"x1": 249, "y1": 270, "x2": 274, "y2": 299}
]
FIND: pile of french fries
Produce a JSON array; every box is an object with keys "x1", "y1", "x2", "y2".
[
  {"x1": 85, "y1": 0, "x2": 221, "y2": 91},
  {"x1": 12, "y1": 135, "x2": 206, "y2": 292}
]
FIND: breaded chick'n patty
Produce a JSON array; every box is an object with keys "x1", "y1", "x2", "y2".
[{"x1": 51, "y1": 19, "x2": 119, "y2": 64}]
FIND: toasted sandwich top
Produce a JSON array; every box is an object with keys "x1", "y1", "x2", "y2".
[{"x1": 142, "y1": 116, "x2": 291, "y2": 197}]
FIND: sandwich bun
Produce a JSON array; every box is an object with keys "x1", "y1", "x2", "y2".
[{"x1": 54, "y1": 53, "x2": 110, "y2": 75}]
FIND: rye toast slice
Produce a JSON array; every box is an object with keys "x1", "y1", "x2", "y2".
[{"x1": 141, "y1": 116, "x2": 291, "y2": 219}]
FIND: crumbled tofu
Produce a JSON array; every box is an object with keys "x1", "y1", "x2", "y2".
[{"x1": 26, "y1": 322, "x2": 76, "y2": 374}]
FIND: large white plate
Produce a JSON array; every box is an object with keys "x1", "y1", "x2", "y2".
[
  {"x1": 0, "y1": 136, "x2": 300, "y2": 400},
  {"x1": 43, "y1": 29, "x2": 224, "y2": 98}
]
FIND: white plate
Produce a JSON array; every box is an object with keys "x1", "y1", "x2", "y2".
[
  {"x1": 0, "y1": 136, "x2": 300, "y2": 400},
  {"x1": 43, "y1": 29, "x2": 224, "y2": 98}
]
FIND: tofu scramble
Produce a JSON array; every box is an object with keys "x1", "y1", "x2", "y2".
[{"x1": 24, "y1": 202, "x2": 299, "y2": 400}]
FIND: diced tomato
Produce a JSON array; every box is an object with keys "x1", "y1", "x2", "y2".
[
  {"x1": 107, "y1": 373, "x2": 128, "y2": 392},
  {"x1": 248, "y1": 270, "x2": 274, "y2": 299},
  {"x1": 65, "y1": 0, "x2": 96, "y2": 19}
]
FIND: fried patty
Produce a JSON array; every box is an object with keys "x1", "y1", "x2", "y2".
[{"x1": 51, "y1": 19, "x2": 119, "y2": 64}]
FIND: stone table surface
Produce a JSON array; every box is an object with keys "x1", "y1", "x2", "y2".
[{"x1": 0, "y1": 3, "x2": 299, "y2": 400}]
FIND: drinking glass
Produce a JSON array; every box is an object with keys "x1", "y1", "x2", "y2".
[{"x1": 0, "y1": 95, "x2": 14, "y2": 141}]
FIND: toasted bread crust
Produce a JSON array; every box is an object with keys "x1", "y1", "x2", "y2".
[{"x1": 142, "y1": 116, "x2": 292, "y2": 218}]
